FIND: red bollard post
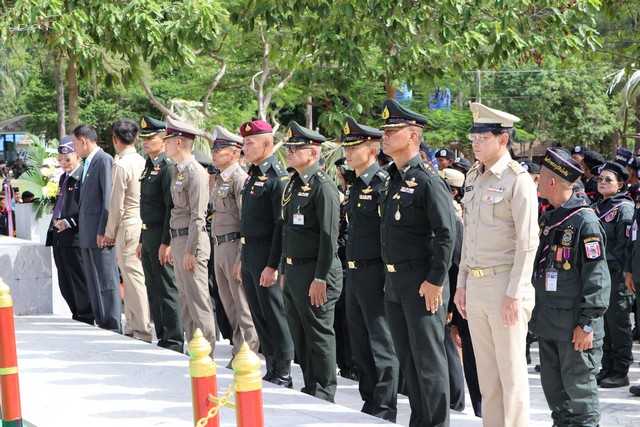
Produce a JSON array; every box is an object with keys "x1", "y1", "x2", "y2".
[
  {"x1": 233, "y1": 342, "x2": 264, "y2": 427},
  {"x1": 0, "y1": 278, "x2": 22, "y2": 427},
  {"x1": 189, "y1": 328, "x2": 219, "y2": 427}
]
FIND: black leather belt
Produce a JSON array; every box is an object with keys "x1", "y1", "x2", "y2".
[
  {"x1": 385, "y1": 257, "x2": 431, "y2": 273},
  {"x1": 170, "y1": 227, "x2": 206, "y2": 238},
  {"x1": 347, "y1": 257, "x2": 383, "y2": 269},
  {"x1": 285, "y1": 257, "x2": 317, "y2": 266},
  {"x1": 141, "y1": 222, "x2": 163, "y2": 230},
  {"x1": 240, "y1": 235, "x2": 272, "y2": 245},
  {"x1": 212, "y1": 232, "x2": 241, "y2": 246}
]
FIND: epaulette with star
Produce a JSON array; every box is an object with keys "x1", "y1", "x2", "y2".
[
  {"x1": 419, "y1": 162, "x2": 437, "y2": 176},
  {"x1": 508, "y1": 160, "x2": 526, "y2": 175}
]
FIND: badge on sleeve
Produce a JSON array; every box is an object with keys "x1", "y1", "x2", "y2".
[
  {"x1": 583, "y1": 236, "x2": 602, "y2": 260},
  {"x1": 604, "y1": 209, "x2": 617, "y2": 223}
]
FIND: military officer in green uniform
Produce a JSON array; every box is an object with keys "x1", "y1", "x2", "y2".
[
  {"x1": 591, "y1": 161, "x2": 634, "y2": 388},
  {"x1": 379, "y1": 99, "x2": 456, "y2": 427},
  {"x1": 342, "y1": 116, "x2": 398, "y2": 421},
  {"x1": 531, "y1": 148, "x2": 610, "y2": 426},
  {"x1": 239, "y1": 119, "x2": 294, "y2": 387},
  {"x1": 136, "y1": 116, "x2": 183, "y2": 352},
  {"x1": 281, "y1": 121, "x2": 342, "y2": 402}
]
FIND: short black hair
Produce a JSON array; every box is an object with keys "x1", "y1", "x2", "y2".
[
  {"x1": 21, "y1": 191, "x2": 34, "y2": 198},
  {"x1": 492, "y1": 127, "x2": 516, "y2": 147},
  {"x1": 72, "y1": 125, "x2": 98, "y2": 142},
  {"x1": 112, "y1": 119, "x2": 140, "y2": 145}
]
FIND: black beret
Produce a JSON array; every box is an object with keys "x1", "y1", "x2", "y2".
[
  {"x1": 342, "y1": 116, "x2": 383, "y2": 147},
  {"x1": 334, "y1": 157, "x2": 347, "y2": 167},
  {"x1": 452, "y1": 157, "x2": 472, "y2": 172},
  {"x1": 380, "y1": 98, "x2": 427, "y2": 130},
  {"x1": 570, "y1": 145, "x2": 586, "y2": 156},
  {"x1": 518, "y1": 158, "x2": 541, "y2": 174},
  {"x1": 541, "y1": 148, "x2": 584, "y2": 182},
  {"x1": 598, "y1": 161, "x2": 629, "y2": 182},
  {"x1": 627, "y1": 157, "x2": 640, "y2": 171},
  {"x1": 615, "y1": 147, "x2": 633, "y2": 165},
  {"x1": 582, "y1": 150, "x2": 605, "y2": 170}
]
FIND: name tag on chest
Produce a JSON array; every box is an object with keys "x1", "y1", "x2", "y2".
[{"x1": 293, "y1": 213, "x2": 305, "y2": 225}]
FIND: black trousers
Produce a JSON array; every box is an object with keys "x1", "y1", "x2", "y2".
[
  {"x1": 52, "y1": 244, "x2": 93, "y2": 324},
  {"x1": 241, "y1": 241, "x2": 294, "y2": 361},
  {"x1": 346, "y1": 263, "x2": 398, "y2": 421},
  {"x1": 459, "y1": 327, "x2": 482, "y2": 417},
  {"x1": 385, "y1": 265, "x2": 450, "y2": 427},
  {"x1": 602, "y1": 273, "x2": 634, "y2": 375},
  {"x1": 80, "y1": 246, "x2": 121, "y2": 333},
  {"x1": 445, "y1": 324, "x2": 465, "y2": 412},
  {"x1": 140, "y1": 229, "x2": 183, "y2": 352}
]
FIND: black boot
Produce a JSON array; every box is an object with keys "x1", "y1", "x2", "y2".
[
  {"x1": 273, "y1": 359, "x2": 293, "y2": 389},
  {"x1": 263, "y1": 356, "x2": 276, "y2": 382}
]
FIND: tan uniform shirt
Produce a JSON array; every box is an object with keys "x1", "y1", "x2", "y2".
[
  {"x1": 170, "y1": 155, "x2": 209, "y2": 254},
  {"x1": 457, "y1": 152, "x2": 539, "y2": 298},
  {"x1": 105, "y1": 146, "x2": 145, "y2": 238},
  {"x1": 210, "y1": 162, "x2": 247, "y2": 236}
]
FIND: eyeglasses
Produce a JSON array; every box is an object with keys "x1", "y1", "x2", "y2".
[
  {"x1": 596, "y1": 175, "x2": 617, "y2": 184},
  {"x1": 285, "y1": 146, "x2": 313, "y2": 154},
  {"x1": 467, "y1": 133, "x2": 493, "y2": 141}
]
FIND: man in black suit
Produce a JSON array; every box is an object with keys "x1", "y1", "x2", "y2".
[
  {"x1": 72, "y1": 125, "x2": 122, "y2": 333},
  {"x1": 46, "y1": 136, "x2": 93, "y2": 324}
]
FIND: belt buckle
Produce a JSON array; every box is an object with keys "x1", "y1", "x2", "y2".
[
  {"x1": 471, "y1": 268, "x2": 484, "y2": 278},
  {"x1": 386, "y1": 264, "x2": 396, "y2": 273},
  {"x1": 348, "y1": 261, "x2": 356, "y2": 269},
  {"x1": 286, "y1": 258, "x2": 293, "y2": 265},
  {"x1": 142, "y1": 223, "x2": 147, "y2": 230},
  {"x1": 213, "y1": 236, "x2": 219, "y2": 245},
  {"x1": 240, "y1": 237, "x2": 246, "y2": 244}
]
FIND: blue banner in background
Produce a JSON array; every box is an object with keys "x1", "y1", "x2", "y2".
[{"x1": 396, "y1": 83, "x2": 413, "y2": 105}]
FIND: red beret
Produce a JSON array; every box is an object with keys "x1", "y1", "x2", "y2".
[{"x1": 240, "y1": 120, "x2": 272, "y2": 137}]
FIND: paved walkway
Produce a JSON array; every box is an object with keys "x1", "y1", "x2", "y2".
[{"x1": 12, "y1": 315, "x2": 640, "y2": 426}]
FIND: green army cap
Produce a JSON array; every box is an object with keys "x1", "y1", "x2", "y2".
[
  {"x1": 380, "y1": 98, "x2": 428, "y2": 130},
  {"x1": 285, "y1": 121, "x2": 326, "y2": 146},
  {"x1": 139, "y1": 115, "x2": 167, "y2": 138},
  {"x1": 341, "y1": 116, "x2": 383, "y2": 147}
]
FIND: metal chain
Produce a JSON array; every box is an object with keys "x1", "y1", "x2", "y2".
[{"x1": 195, "y1": 386, "x2": 235, "y2": 427}]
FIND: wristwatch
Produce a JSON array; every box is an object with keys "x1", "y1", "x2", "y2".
[{"x1": 578, "y1": 322, "x2": 593, "y2": 334}]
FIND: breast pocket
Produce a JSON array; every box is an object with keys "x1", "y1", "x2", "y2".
[
  {"x1": 479, "y1": 195, "x2": 505, "y2": 225},
  {"x1": 290, "y1": 195, "x2": 312, "y2": 226},
  {"x1": 393, "y1": 194, "x2": 415, "y2": 223}
]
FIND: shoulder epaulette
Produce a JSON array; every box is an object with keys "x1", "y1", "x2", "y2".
[
  {"x1": 187, "y1": 163, "x2": 195, "y2": 172},
  {"x1": 508, "y1": 160, "x2": 526, "y2": 175},
  {"x1": 315, "y1": 170, "x2": 330, "y2": 182},
  {"x1": 419, "y1": 162, "x2": 437, "y2": 176},
  {"x1": 375, "y1": 169, "x2": 389, "y2": 180}
]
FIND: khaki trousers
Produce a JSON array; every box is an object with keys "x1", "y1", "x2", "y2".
[
  {"x1": 171, "y1": 233, "x2": 216, "y2": 352},
  {"x1": 213, "y1": 239, "x2": 259, "y2": 356},
  {"x1": 466, "y1": 271, "x2": 533, "y2": 427},
  {"x1": 116, "y1": 223, "x2": 151, "y2": 342}
]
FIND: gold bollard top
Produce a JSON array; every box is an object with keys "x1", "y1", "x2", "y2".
[
  {"x1": 233, "y1": 341, "x2": 262, "y2": 392},
  {"x1": 0, "y1": 278, "x2": 13, "y2": 309},
  {"x1": 188, "y1": 328, "x2": 216, "y2": 378}
]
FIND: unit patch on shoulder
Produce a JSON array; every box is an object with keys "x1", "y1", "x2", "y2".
[{"x1": 583, "y1": 235, "x2": 603, "y2": 261}]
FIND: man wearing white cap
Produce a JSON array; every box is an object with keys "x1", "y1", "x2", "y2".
[
  {"x1": 209, "y1": 125, "x2": 259, "y2": 365},
  {"x1": 454, "y1": 103, "x2": 539, "y2": 427}
]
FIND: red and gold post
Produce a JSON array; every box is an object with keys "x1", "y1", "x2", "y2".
[
  {"x1": 233, "y1": 342, "x2": 264, "y2": 427},
  {"x1": 0, "y1": 278, "x2": 22, "y2": 427},
  {"x1": 189, "y1": 328, "x2": 219, "y2": 427}
]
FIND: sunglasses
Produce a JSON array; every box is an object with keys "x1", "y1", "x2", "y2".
[
  {"x1": 596, "y1": 175, "x2": 618, "y2": 184},
  {"x1": 285, "y1": 146, "x2": 314, "y2": 154}
]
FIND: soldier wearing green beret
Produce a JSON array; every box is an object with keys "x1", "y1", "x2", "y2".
[
  {"x1": 342, "y1": 116, "x2": 398, "y2": 421},
  {"x1": 136, "y1": 116, "x2": 184, "y2": 352},
  {"x1": 379, "y1": 99, "x2": 456, "y2": 426},
  {"x1": 281, "y1": 121, "x2": 342, "y2": 402}
]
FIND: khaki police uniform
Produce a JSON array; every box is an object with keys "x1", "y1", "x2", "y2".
[
  {"x1": 211, "y1": 161, "x2": 259, "y2": 356},
  {"x1": 170, "y1": 155, "x2": 216, "y2": 349},
  {"x1": 105, "y1": 146, "x2": 151, "y2": 342}
]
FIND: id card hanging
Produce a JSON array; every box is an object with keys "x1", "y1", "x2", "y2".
[{"x1": 293, "y1": 206, "x2": 304, "y2": 225}]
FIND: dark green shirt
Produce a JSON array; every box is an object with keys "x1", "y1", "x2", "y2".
[
  {"x1": 592, "y1": 193, "x2": 634, "y2": 273},
  {"x1": 345, "y1": 162, "x2": 388, "y2": 261},
  {"x1": 281, "y1": 162, "x2": 340, "y2": 281},
  {"x1": 240, "y1": 154, "x2": 289, "y2": 269},
  {"x1": 139, "y1": 152, "x2": 174, "y2": 245},
  {"x1": 380, "y1": 154, "x2": 456, "y2": 286},
  {"x1": 531, "y1": 191, "x2": 610, "y2": 341}
]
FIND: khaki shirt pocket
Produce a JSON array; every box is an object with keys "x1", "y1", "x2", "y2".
[{"x1": 479, "y1": 195, "x2": 505, "y2": 225}]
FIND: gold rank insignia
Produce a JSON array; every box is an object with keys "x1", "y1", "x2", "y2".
[
  {"x1": 472, "y1": 107, "x2": 479, "y2": 121},
  {"x1": 361, "y1": 187, "x2": 373, "y2": 194},
  {"x1": 258, "y1": 175, "x2": 268, "y2": 181},
  {"x1": 402, "y1": 165, "x2": 411, "y2": 173},
  {"x1": 141, "y1": 117, "x2": 147, "y2": 128},
  {"x1": 301, "y1": 185, "x2": 311, "y2": 192},
  {"x1": 178, "y1": 174, "x2": 185, "y2": 181},
  {"x1": 405, "y1": 178, "x2": 418, "y2": 187},
  {"x1": 153, "y1": 165, "x2": 160, "y2": 171},
  {"x1": 382, "y1": 106, "x2": 390, "y2": 119},
  {"x1": 245, "y1": 123, "x2": 252, "y2": 132},
  {"x1": 343, "y1": 122, "x2": 351, "y2": 134},
  {"x1": 287, "y1": 127, "x2": 293, "y2": 138}
]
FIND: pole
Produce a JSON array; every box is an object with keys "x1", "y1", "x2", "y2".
[
  {"x1": 189, "y1": 329, "x2": 219, "y2": 427},
  {"x1": 233, "y1": 342, "x2": 264, "y2": 427},
  {"x1": 0, "y1": 278, "x2": 22, "y2": 427}
]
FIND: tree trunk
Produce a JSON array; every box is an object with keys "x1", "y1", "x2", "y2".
[
  {"x1": 54, "y1": 53, "x2": 66, "y2": 139},
  {"x1": 67, "y1": 53, "x2": 79, "y2": 131},
  {"x1": 305, "y1": 95, "x2": 313, "y2": 129},
  {"x1": 635, "y1": 98, "x2": 640, "y2": 154},
  {"x1": 385, "y1": 81, "x2": 396, "y2": 99}
]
